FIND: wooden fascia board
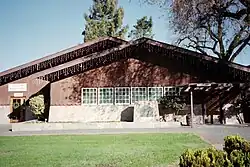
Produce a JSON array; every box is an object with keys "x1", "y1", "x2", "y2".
[
  {"x1": 36, "y1": 42, "x2": 134, "y2": 81},
  {"x1": 144, "y1": 38, "x2": 250, "y2": 73},
  {"x1": 0, "y1": 37, "x2": 126, "y2": 76},
  {"x1": 0, "y1": 37, "x2": 127, "y2": 86}
]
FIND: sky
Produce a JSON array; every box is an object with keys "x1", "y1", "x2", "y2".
[{"x1": 0, "y1": 0, "x2": 249, "y2": 72}]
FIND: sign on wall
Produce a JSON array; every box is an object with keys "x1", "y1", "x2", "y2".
[
  {"x1": 8, "y1": 83, "x2": 27, "y2": 92},
  {"x1": 14, "y1": 93, "x2": 24, "y2": 97}
]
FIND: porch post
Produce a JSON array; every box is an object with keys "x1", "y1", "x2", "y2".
[
  {"x1": 202, "y1": 102, "x2": 206, "y2": 125},
  {"x1": 190, "y1": 90, "x2": 194, "y2": 128},
  {"x1": 219, "y1": 94, "x2": 225, "y2": 124}
]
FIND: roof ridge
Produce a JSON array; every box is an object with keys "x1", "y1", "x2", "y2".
[
  {"x1": 143, "y1": 38, "x2": 250, "y2": 73},
  {"x1": 0, "y1": 37, "x2": 127, "y2": 76}
]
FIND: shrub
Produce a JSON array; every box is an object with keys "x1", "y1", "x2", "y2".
[
  {"x1": 224, "y1": 135, "x2": 247, "y2": 154},
  {"x1": 224, "y1": 135, "x2": 250, "y2": 166},
  {"x1": 179, "y1": 148, "x2": 232, "y2": 167},
  {"x1": 29, "y1": 95, "x2": 45, "y2": 120},
  {"x1": 159, "y1": 96, "x2": 186, "y2": 114},
  {"x1": 179, "y1": 135, "x2": 250, "y2": 167},
  {"x1": 229, "y1": 150, "x2": 245, "y2": 167}
]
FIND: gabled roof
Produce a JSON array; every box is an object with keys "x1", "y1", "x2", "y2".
[
  {"x1": 143, "y1": 38, "x2": 250, "y2": 73},
  {"x1": 142, "y1": 38, "x2": 250, "y2": 82},
  {"x1": 36, "y1": 37, "x2": 250, "y2": 83},
  {"x1": 1, "y1": 37, "x2": 250, "y2": 86},
  {"x1": 36, "y1": 40, "x2": 133, "y2": 82},
  {"x1": 0, "y1": 37, "x2": 127, "y2": 86}
]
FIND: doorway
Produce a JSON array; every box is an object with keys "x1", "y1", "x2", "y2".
[{"x1": 10, "y1": 97, "x2": 26, "y2": 123}]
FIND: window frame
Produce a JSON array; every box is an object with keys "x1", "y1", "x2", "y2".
[
  {"x1": 148, "y1": 87, "x2": 164, "y2": 101},
  {"x1": 80, "y1": 86, "x2": 183, "y2": 106},
  {"x1": 131, "y1": 87, "x2": 148, "y2": 104},
  {"x1": 164, "y1": 86, "x2": 182, "y2": 96},
  {"x1": 81, "y1": 88, "x2": 98, "y2": 105},
  {"x1": 114, "y1": 87, "x2": 131, "y2": 105},
  {"x1": 98, "y1": 87, "x2": 114, "y2": 105}
]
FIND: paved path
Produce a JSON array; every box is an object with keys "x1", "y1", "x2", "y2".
[{"x1": 0, "y1": 124, "x2": 250, "y2": 150}]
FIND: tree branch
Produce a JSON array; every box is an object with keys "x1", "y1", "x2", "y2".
[
  {"x1": 223, "y1": 9, "x2": 247, "y2": 20},
  {"x1": 217, "y1": 18, "x2": 225, "y2": 57},
  {"x1": 201, "y1": 22, "x2": 218, "y2": 42},
  {"x1": 180, "y1": 35, "x2": 220, "y2": 57},
  {"x1": 226, "y1": 25, "x2": 247, "y2": 59},
  {"x1": 239, "y1": 0, "x2": 250, "y2": 7},
  {"x1": 187, "y1": 44, "x2": 208, "y2": 55},
  {"x1": 229, "y1": 35, "x2": 250, "y2": 61}
]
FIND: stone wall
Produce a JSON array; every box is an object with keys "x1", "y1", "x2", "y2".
[
  {"x1": 0, "y1": 106, "x2": 10, "y2": 124},
  {"x1": 48, "y1": 102, "x2": 203, "y2": 124},
  {"x1": 48, "y1": 105, "x2": 134, "y2": 122},
  {"x1": 49, "y1": 101, "x2": 161, "y2": 123},
  {"x1": 159, "y1": 104, "x2": 204, "y2": 124},
  {"x1": 134, "y1": 101, "x2": 159, "y2": 122}
]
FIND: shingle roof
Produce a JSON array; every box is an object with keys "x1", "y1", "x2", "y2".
[
  {"x1": 0, "y1": 37, "x2": 127, "y2": 85},
  {"x1": 1, "y1": 37, "x2": 250, "y2": 86}
]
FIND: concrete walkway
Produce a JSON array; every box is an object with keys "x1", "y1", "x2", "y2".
[{"x1": 0, "y1": 124, "x2": 249, "y2": 150}]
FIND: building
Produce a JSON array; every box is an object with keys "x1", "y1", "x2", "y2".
[{"x1": 0, "y1": 37, "x2": 249, "y2": 124}]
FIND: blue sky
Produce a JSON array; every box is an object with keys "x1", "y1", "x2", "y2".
[{"x1": 0, "y1": 0, "x2": 249, "y2": 72}]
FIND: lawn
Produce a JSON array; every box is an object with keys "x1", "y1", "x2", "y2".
[{"x1": 0, "y1": 133, "x2": 209, "y2": 167}]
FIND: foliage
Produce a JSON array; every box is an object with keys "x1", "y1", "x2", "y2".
[
  {"x1": 228, "y1": 89, "x2": 250, "y2": 123},
  {"x1": 139, "y1": 0, "x2": 250, "y2": 62},
  {"x1": 83, "y1": 0, "x2": 129, "y2": 42},
  {"x1": 235, "y1": 89, "x2": 250, "y2": 111},
  {"x1": 179, "y1": 148, "x2": 231, "y2": 167},
  {"x1": 224, "y1": 135, "x2": 250, "y2": 166},
  {"x1": 128, "y1": 16, "x2": 154, "y2": 40},
  {"x1": 29, "y1": 95, "x2": 45, "y2": 119},
  {"x1": 224, "y1": 135, "x2": 247, "y2": 154},
  {"x1": 179, "y1": 135, "x2": 250, "y2": 167},
  {"x1": 159, "y1": 96, "x2": 186, "y2": 113}
]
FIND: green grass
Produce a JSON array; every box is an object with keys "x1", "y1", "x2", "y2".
[{"x1": 0, "y1": 133, "x2": 209, "y2": 167}]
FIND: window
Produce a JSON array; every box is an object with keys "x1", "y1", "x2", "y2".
[
  {"x1": 148, "y1": 87, "x2": 163, "y2": 101},
  {"x1": 164, "y1": 87, "x2": 182, "y2": 96},
  {"x1": 82, "y1": 88, "x2": 97, "y2": 104},
  {"x1": 131, "y1": 87, "x2": 147, "y2": 103},
  {"x1": 81, "y1": 86, "x2": 183, "y2": 105},
  {"x1": 98, "y1": 88, "x2": 113, "y2": 104},
  {"x1": 115, "y1": 87, "x2": 130, "y2": 104}
]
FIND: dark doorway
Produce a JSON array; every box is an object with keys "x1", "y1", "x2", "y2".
[
  {"x1": 9, "y1": 97, "x2": 26, "y2": 123},
  {"x1": 120, "y1": 107, "x2": 134, "y2": 122}
]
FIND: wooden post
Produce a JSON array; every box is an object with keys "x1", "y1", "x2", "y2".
[
  {"x1": 219, "y1": 94, "x2": 224, "y2": 124},
  {"x1": 190, "y1": 90, "x2": 194, "y2": 128},
  {"x1": 202, "y1": 102, "x2": 206, "y2": 124}
]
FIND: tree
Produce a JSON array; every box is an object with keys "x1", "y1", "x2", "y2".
[
  {"x1": 82, "y1": 0, "x2": 129, "y2": 42},
  {"x1": 128, "y1": 16, "x2": 154, "y2": 40},
  {"x1": 139, "y1": 0, "x2": 250, "y2": 62},
  {"x1": 29, "y1": 95, "x2": 45, "y2": 120}
]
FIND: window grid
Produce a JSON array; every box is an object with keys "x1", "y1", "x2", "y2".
[
  {"x1": 98, "y1": 88, "x2": 114, "y2": 104},
  {"x1": 164, "y1": 87, "x2": 182, "y2": 96},
  {"x1": 115, "y1": 87, "x2": 130, "y2": 104},
  {"x1": 131, "y1": 87, "x2": 148, "y2": 103},
  {"x1": 81, "y1": 88, "x2": 97, "y2": 105},
  {"x1": 148, "y1": 87, "x2": 163, "y2": 101},
  {"x1": 81, "y1": 86, "x2": 183, "y2": 105}
]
